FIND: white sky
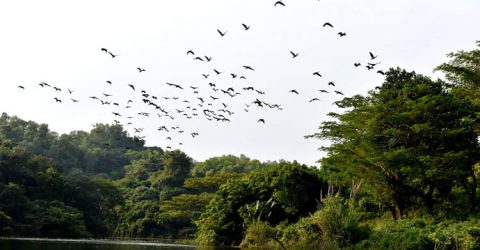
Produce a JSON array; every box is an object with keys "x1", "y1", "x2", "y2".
[{"x1": 0, "y1": 0, "x2": 479, "y2": 166}]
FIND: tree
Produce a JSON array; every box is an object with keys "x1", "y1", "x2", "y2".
[
  {"x1": 309, "y1": 68, "x2": 479, "y2": 217},
  {"x1": 196, "y1": 162, "x2": 325, "y2": 246}
]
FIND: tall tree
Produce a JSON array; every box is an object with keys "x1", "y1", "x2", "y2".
[{"x1": 309, "y1": 68, "x2": 479, "y2": 217}]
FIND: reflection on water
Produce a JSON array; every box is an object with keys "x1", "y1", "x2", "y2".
[{"x1": 0, "y1": 238, "x2": 228, "y2": 250}]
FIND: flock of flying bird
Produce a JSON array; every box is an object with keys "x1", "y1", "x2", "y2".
[{"x1": 15, "y1": 1, "x2": 385, "y2": 150}]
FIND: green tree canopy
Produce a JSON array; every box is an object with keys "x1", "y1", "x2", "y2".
[{"x1": 309, "y1": 68, "x2": 479, "y2": 217}]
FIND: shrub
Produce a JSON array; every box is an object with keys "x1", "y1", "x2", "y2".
[{"x1": 311, "y1": 195, "x2": 369, "y2": 248}]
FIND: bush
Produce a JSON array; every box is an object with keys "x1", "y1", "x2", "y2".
[
  {"x1": 240, "y1": 221, "x2": 278, "y2": 249},
  {"x1": 312, "y1": 196, "x2": 369, "y2": 248},
  {"x1": 354, "y1": 217, "x2": 480, "y2": 250}
]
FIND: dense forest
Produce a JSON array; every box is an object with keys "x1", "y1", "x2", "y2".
[{"x1": 1, "y1": 42, "x2": 480, "y2": 249}]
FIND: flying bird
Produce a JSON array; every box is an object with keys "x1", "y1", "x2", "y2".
[
  {"x1": 71, "y1": 98, "x2": 79, "y2": 103},
  {"x1": 108, "y1": 52, "x2": 118, "y2": 58},
  {"x1": 213, "y1": 69, "x2": 222, "y2": 75},
  {"x1": 309, "y1": 98, "x2": 321, "y2": 102},
  {"x1": 274, "y1": 1, "x2": 285, "y2": 7},
  {"x1": 242, "y1": 23, "x2": 251, "y2": 30},
  {"x1": 258, "y1": 119, "x2": 265, "y2": 123},
  {"x1": 101, "y1": 48, "x2": 108, "y2": 53},
  {"x1": 243, "y1": 65, "x2": 254, "y2": 71},
  {"x1": 137, "y1": 67, "x2": 146, "y2": 73},
  {"x1": 354, "y1": 63, "x2": 361, "y2": 67},
  {"x1": 217, "y1": 29, "x2": 227, "y2": 37},
  {"x1": 369, "y1": 52, "x2": 378, "y2": 60},
  {"x1": 128, "y1": 84, "x2": 135, "y2": 90},
  {"x1": 17, "y1": 85, "x2": 24, "y2": 90},
  {"x1": 338, "y1": 32, "x2": 346, "y2": 37},
  {"x1": 54, "y1": 97, "x2": 62, "y2": 103},
  {"x1": 328, "y1": 82, "x2": 335, "y2": 86},
  {"x1": 313, "y1": 72, "x2": 322, "y2": 77},
  {"x1": 318, "y1": 89, "x2": 329, "y2": 93},
  {"x1": 289, "y1": 89, "x2": 299, "y2": 94},
  {"x1": 334, "y1": 90, "x2": 344, "y2": 95},
  {"x1": 323, "y1": 22, "x2": 333, "y2": 28},
  {"x1": 377, "y1": 70, "x2": 385, "y2": 75},
  {"x1": 186, "y1": 50, "x2": 194, "y2": 55},
  {"x1": 290, "y1": 51, "x2": 299, "y2": 58},
  {"x1": 106, "y1": 81, "x2": 112, "y2": 85}
]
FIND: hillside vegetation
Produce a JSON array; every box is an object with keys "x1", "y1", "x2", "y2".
[{"x1": 1, "y1": 42, "x2": 480, "y2": 249}]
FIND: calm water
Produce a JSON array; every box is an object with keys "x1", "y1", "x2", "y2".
[{"x1": 0, "y1": 238, "x2": 231, "y2": 250}]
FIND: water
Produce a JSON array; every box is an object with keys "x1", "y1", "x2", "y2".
[{"x1": 0, "y1": 238, "x2": 230, "y2": 250}]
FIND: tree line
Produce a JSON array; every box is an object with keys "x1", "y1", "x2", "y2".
[{"x1": 1, "y1": 41, "x2": 480, "y2": 249}]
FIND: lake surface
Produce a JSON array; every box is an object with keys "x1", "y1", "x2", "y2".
[{"x1": 0, "y1": 238, "x2": 231, "y2": 250}]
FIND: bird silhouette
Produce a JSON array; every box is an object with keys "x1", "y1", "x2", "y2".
[
  {"x1": 54, "y1": 97, "x2": 62, "y2": 103},
  {"x1": 338, "y1": 32, "x2": 346, "y2": 37},
  {"x1": 274, "y1": 1, "x2": 285, "y2": 7},
  {"x1": 377, "y1": 70, "x2": 385, "y2": 75},
  {"x1": 128, "y1": 84, "x2": 135, "y2": 91},
  {"x1": 369, "y1": 52, "x2": 378, "y2": 60},
  {"x1": 108, "y1": 52, "x2": 118, "y2": 58},
  {"x1": 334, "y1": 90, "x2": 344, "y2": 95},
  {"x1": 101, "y1": 48, "x2": 108, "y2": 53},
  {"x1": 309, "y1": 98, "x2": 321, "y2": 102},
  {"x1": 202, "y1": 74, "x2": 209, "y2": 78},
  {"x1": 187, "y1": 50, "x2": 194, "y2": 55},
  {"x1": 290, "y1": 51, "x2": 299, "y2": 58},
  {"x1": 323, "y1": 22, "x2": 333, "y2": 28},
  {"x1": 137, "y1": 67, "x2": 146, "y2": 73},
  {"x1": 68, "y1": 89, "x2": 73, "y2": 94},
  {"x1": 71, "y1": 98, "x2": 79, "y2": 103},
  {"x1": 194, "y1": 57, "x2": 204, "y2": 61},
  {"x1": 106, "y1": 81, "x2": 112, "y2": 85},
  {"x1": 243, "y1": 65, "x2": 255, "y2": 71},
  {"x1": 205, "y1": 56, "x2": 212, "y2": 62},
  {"x1": 354, "y1": 63, "x2": 361, "y2": 67},
  {"x1": 54, "y1": 87, "x2": 61, "y2": 91},
  {"x1": 328, "y1": 82, "x2": 335, "y2": 86},
  {"x1": 242, "y1": 23, "x2": 250, "y2": 30},
  {"x1": 213, "y1": 69, "x2": 222, "y2": 75},
  {"x1": 313, "y1": 72, "x2": 322, "y2": 77},
  {"x1": 318, "y1": 89, "x2": 329, "y2": 93},
  {"x1": 258, "y1": 119, "x2": 265, "y2": 123},
  {"x1": 231, "y1": 73, "x2": 238, "y2": 78},
  {"x1": 166, "y1": 82, "x2": 183, "y2": 89},
  {"x1": 289, "y1": 89, "x2": 299, "y2": 94},
  {"x1": 217, "y1": 29, "x2": 227, "y2": 37},
  {"x1": 17, "y1": 85, "x2": 25, "y2": 90}
]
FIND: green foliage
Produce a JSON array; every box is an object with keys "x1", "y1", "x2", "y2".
[
  {"x1": 239, "y1": 221, "x2": 279, "y2": 249},
  {"x1": 184, "y1": 172, "x2": 243, "y2": 193},
  {"x1": 196, "y1": 162, "x2": 326, "y2": 246},
  {"x1": 312, "y1": 196, "x2": 369, "y2": 248},
  {"x1": 354, "y1": 217, "x2": 480, "y2": 250},
  {"x1": 35, "y1": 200, "x2": 89, "y2": 238},
  {"x1": 192, "y1": 154, "x2": 276, "y2": 177},
  {"x1": 310, "y1": 68, "x2": 480, "y2": 217}
]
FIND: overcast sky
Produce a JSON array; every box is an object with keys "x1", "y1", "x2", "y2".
[{"x1": 0, "y1": 0, "x2": 479, "y2": 166}]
